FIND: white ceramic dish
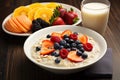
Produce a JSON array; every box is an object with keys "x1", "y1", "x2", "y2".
[
  {"x1": 2, "y1": 2, "x2": 81, "y2": 36},
  {"x1": 24, "y1": 25, "x2": 107, "y2": 74}
]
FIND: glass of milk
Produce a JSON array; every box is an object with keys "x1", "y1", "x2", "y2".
[{"x1": 81, "y1": 0, "x2": 110, "y2": 35}]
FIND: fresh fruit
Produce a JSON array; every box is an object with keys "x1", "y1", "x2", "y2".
[
  {"x1": 40, "y1": 40, "x2": 55, "y2": 55},
  {"x1": 76, "y1": 50, "x2": 83, "y2": 56},
  {"x1": 55, "y1": 58, "x2": 61, "y2": 64},
  {"x1": 34, "y1": 7, "x2": 53, "y2": 23},
  {"x1": 36, "y1": 47, "x2": 41, "y2": 51},
  {"x1": 79, "y1": 35, "x2": 88, "y2": 44},
  {"x1": 81, "y1": 53, "x2": 88, "y2": 59},
  {"x1": 69, "y1": 34, "x2": 78, "y2": 40},
  {"x1": 29, "y1": 3, "x2": 45, "y2": 9},
  {"x1": 51, "y1": 32, "x2": 62, "y2": 39},
  {"x1": 58, "y1": 7, "x2": 67, "y2": 17},
  {"x1": 67, "y1": 51, "x2": 84, "y2": 62},
  {"x1": 50, "y1": 36, "x2": 61, "y2": 43},
  {"x1": 52, "y1": 17, "x2": 65, "y2": 25},
  {"x1": 27, "y1": 7, "x2": 40, "y2": 21},
  {"x1": 61, "y1": 29, "x2": 72, "y2": 37},
  {"x1": 4, "y1": 19, "x2": 20, "y2": 33},
  {"x1": 46, "y1": 34, "x2": 51, "y2": 38},
  {"x1": 83, "y1": 43, "x2": 93, "y2": 51},
  {"x1": 63, "y1": 11, "x2": 77, "y2": 25},
  {"x1": 13, "y1": 6, "x2": 31, "y2": 17},
  {"x1": 60, "y1": 48, "x2": 69, "y2": 59},
  {"x1": 8, "y1": 18, "x2": 22, "y2": 33},
  {"x1": 32, "y1": 18, "x2": 50, "y2": 32},
  {"x1": 16, "y1": 15, "x2": 32, "y2": 31},
  {"x1": 69, "y1": 8, "x2": 78, "y2": 18},
  {"x1": 54, "y1": 42, "x2": 60, "y2": 50},
  {"x1": 12, "y1": 17, "x2": 28, "y2": 32},
  {"x1": 45, "y1": 2, "x2": 60, "y2": 10}
]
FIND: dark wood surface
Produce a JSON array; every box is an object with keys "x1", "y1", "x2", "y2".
[{"x1": 0, "y1": 0, "x2": 120, "y2": 80}]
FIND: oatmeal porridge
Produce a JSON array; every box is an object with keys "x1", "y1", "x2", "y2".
[{"x1": 31, "y1": 29, "x2": 100, "y2": 67}]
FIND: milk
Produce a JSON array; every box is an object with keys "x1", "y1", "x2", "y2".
[{"x1": 81, "y1": 3, "x2": 110, "y2": 34}]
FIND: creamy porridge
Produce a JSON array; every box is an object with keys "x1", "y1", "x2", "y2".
[{"x1": 31, "y1": 29, "x2": 100, "y2": 67}]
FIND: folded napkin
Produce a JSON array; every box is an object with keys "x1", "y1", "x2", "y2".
[{"x1": 80, "y1": 48, "x2": 112, "y2": 78}]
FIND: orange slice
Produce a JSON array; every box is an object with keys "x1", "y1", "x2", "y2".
[
  {"x1": 13, "y1": 6, "x2": 31, "y2": 17},
  {"x1": 34, "y1": 7, "x2": 53, "y2": 23},
  {"x1": 28, "y1": 2, "x2": 45, "y2": 9},
  {"x1": 28, "y1": 7, "x2": 40, "y2": 21},
  {"x1": 45, "y1": 2, "x2": 60, "y2": 10}
]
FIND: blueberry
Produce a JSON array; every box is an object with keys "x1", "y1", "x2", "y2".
[
  {"x1": 79, "y1": 47, "x2": 85, "y2": 53},
  {"x1": 51, "y1": 52, "x2": 56, "y2": 56},
  {"x1": 54, "y1": 42, "x2": 60, "y2": 50},
  {"x1": 71, "y1": 43, "x2": 77, "y2": 48},
  {"x1": 71, "y1": 47, "x2": 76, "y2": 51},
  {"x1": 63, "y1": 35, "x2": 69, "y2": 39},
  {"x1": 36, "y1": 47, "x2": 41, "y2": 51},
  {"x1": 59, "y1": 45, "x2": 64, "y2": 49},
  {"x1": 73, "y1": 32, "x2": 78, "y2": 35},
  {"x1": 67, "y1": 48, "x2": 71, "y2": 52},
  {"x1": 77, "y1": 44, "x2": 83, "y2": 49},
  {"x1": 46, "y1": 34, "x2": 51, "y2": 38},
  {"x1": 55, "y1": 58, "x2": 61, "y2": 64},
  {"x1": 76, "y1": 50, "x2": 83, "y2": 56},
  {"x1": 75, "y1": 40, "x2": 81, "y2": 44},
  {"x1": 54, "y1": 52, "x2": 59, "y2": 57},
  {"x1": 68, "y1": 39, "x2": 74, "y2": 43},
  {"x1": 82, "y1": 53, "x2": 88, "y2": 59},
  {"x1": 65, "y1": 43, "x2": 70, "y2": 48},
  {"x1": 64, "y1": 38, "x2": 70, "y2": 42},
  {"x1": 60, "y1": 40, "x2": 66, "y2": 46}
]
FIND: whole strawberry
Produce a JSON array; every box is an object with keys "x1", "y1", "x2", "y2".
[
  {"x1": 63, "y1": 8, "x2": 79, "y2": 25},
  {"x1": 52, "y1": 17, "x2": 65, "y2": 25}
]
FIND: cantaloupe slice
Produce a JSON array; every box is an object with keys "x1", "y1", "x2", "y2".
[
  {"x1": 4, "y1": 21, "x2": 17, "y2": 33},
  {"x1": 8, "y1": 18, "x2": 22, "y2": 33},
  {"x1": 16, "y1": 15, "x2": 32, "y2": 31},
  {"x1": 12, "y1": 17, "x2": 28, "y2": 33}
]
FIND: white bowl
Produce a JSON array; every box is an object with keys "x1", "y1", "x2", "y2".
[
  {"x1": 2, "y1": 2, "x2": 81, "y2": 36},
  {"x1": 23, "y1": 25, "x2": 107, "y2": 74}
]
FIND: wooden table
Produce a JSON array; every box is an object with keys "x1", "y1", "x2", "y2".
[{"x1": 0, "y1": 0, "x2": 120, "y2": 80}]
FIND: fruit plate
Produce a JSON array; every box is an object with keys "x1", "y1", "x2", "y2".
[
  {"x1": 24, "y1": 25, "x2": 107, "y2": 74},
  {"x1": 2, "y1": 2, "x2": 82, "y2": 36}
]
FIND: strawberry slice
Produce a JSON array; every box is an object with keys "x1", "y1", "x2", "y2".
[
  {"x1": 40, "y1": 40, "x2": 55, "y2": 55},
  {"x1": 52, "y1": 17, "x2": 65, "y2": 25},
  {"x1": 51, "y1": 32, "x2": 62, "y2": 39},
  {"x1": 79, "y1": 35, "x2": 88, "y2": 44},
  {"x1": 67, "y1": 51, "x2": 84, "y2": 62},
  {"x1": 61, "y1": 29, "x2": 72, "y2": 37}
]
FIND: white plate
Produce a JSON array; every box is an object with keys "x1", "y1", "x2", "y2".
[
  {"x1": 24, "y1": 25, "x2": 107, "y2": 74},
  {"x1": 2, "y1": 2, "x2": 81, "y2": 36}
]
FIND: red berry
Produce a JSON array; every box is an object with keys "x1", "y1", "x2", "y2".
[
  {"x1": 58, "y1": 8, "x2": 67, "y2": 17},
  {"x1": 83, "y1": 43, "x2": 93, "y2": 51},
  {"x1": 60, "y1": 48, "x2": 69, "y2": 59},
  {"x1": 50, "y1": 36, "x2": 61, "y2": 43},
  {"x1": 52, "y1": 17, "x2": 65, "y2": 25},
  {"x1": 70, "y1": 34, "x2": 78, "y2": 40}
]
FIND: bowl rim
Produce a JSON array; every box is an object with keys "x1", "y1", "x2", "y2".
[{"x1": 24, "y1": 25, "x2": 107, "y2": 70}]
